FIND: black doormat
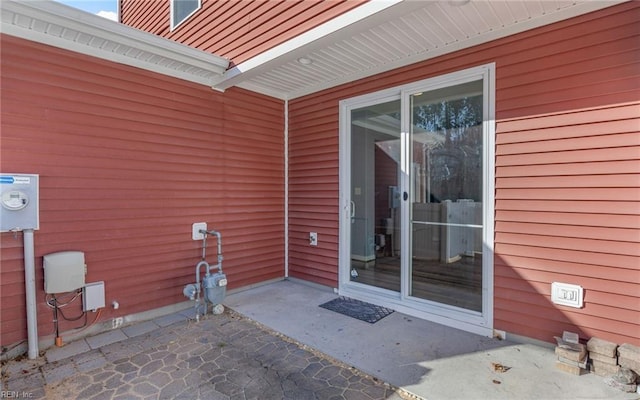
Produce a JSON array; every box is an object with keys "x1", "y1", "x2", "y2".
[{"x1": 319, "y1": 297, "x2": 394, "y2": 324}]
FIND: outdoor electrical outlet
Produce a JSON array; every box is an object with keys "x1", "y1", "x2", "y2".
[
  {"x1": 112, "y1": 317, "x2": 123, "y2": 329},
  {"x1": 551, "y1": 282, "x2": 584, "y2": 308},
  {"x1": 309, "y1": 232, "x2": 318, "y2": 246}
]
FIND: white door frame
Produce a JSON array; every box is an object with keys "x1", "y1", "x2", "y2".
[{"x1": 338, "y1": 63, "x2": 496, "y2": 337}]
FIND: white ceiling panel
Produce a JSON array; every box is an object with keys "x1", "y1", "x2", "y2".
[{"x1": 217, "y1": 0, "x2": 624, "y2": 100}]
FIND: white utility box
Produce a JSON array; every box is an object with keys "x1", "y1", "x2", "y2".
[
  {"x1": 83, "y1": 281, "x2": 105, "y2": 312},
  {"x1": 43, "y1": 251, "x2": 86, "y2": 294}
]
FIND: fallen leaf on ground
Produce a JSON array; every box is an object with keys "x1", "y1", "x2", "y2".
[{"x1": 492, "y1": 362, "x2": 511, "y2": 373}]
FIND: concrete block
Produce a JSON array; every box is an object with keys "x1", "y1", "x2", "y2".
[
  {"x1": 604, "y1": 368, "x2": 638, "y2": 393},
  {"x1": 557, "y1": 356, "x2": 587, "y2": 369},
  {"x1": 588, "y1": 351, "x2": 617, "y2": 365},
  {"x1": 555, "y1": 360, "x2": 585, "y2": 376},
  {"x1": 555, "y1": 345, "x2": 586, "y2": 362},
  {"x1": 618, "y1": 343, "x2": 640, "y2": 363},
  {"x1": 589, "y1": 360, "x2": 620, "y2": 377},
  {"x1": 604, "y1": 376, "x2": 637, "y2": 393},
  {"x1": 612, "y1": 368, "x2": 638, "y2": 384},
  {"x1": 85, "y1": 329, "x2": 127, "y2": 350},
  {"x1": 46, "y1": 339, "x2": 91, "y2": 362},
  {"x1": 153, "y1": 312, "x2": 186, "y2": 327},
  {"x1": 618, "y1": 356, "x2": 640, "y2": 375},
  {"x1": 587, "y1": 337, "x2": 617, "y2": 357},
  {"x1": 122, "y1": 320, "x2": 159, "y2": 338}
]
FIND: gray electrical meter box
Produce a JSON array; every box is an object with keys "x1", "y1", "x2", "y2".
[
  {"x1": 0, "y1": 173, "x2": 39, "y2": 232},
  {"x1": 43, "y1": 251, "x2": 86, "y2": 294}
]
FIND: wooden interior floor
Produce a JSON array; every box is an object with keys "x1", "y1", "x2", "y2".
[{"x1": 351, "y1": 255, "x2": 482, "y2": 312}]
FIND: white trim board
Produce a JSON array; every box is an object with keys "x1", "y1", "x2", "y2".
[{"x1": 1, "y1": 0, "x2": 228, "y2": 86}]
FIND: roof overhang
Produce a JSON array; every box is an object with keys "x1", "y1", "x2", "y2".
[
  {"x1": 0, "y1": 0, "x2": 627, "y2": 100},
  {"x1": 212, "y1": 0, "x2": 627, "y2": 100},
  {"x1": 0, "y1": 0, "x2": 229, "y2": 86}
]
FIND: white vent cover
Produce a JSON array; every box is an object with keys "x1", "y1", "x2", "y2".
[{"x1": 551, "y1": 282, "x2": 584, "y2": 308}]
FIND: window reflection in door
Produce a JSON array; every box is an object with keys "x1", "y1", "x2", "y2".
[
  {"x1": 409, "y1": 80, "x2": 484, "y2": 312},
  {"x1": 350, "y1": 100, "x2": 402, "y2": 292}
]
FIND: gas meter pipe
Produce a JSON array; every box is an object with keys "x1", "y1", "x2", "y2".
[{"x1": 199, "y1": 229, "x2": 223, "y2": 269}]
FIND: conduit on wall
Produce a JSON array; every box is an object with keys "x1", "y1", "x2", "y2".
[{"x1": 23, "y1": 229, "x2": 38, "y2": 359}]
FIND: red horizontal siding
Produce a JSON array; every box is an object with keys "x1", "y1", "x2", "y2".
[
  {"x1": 288, "y1": 2, "x2": 640, "y2": 345},
  {"x1": 287, "y1": 93, "x2": 340, "y2": 286},
  {"x1": 120, "y1": 0, "x2": 368, "y2": 65},
  {"x1": 496, "y1": 222, "x2": 637, "y2": 243},
  {"x1": 0, "y1": 35, "x2": 284, "y2": 347},
  {"x1": 491, "y1": 2, "x2": 640, "y2": 344},
  {"x1": 119, "y1": 0, "x2": 167, "y2": 34},
  {"x1": 495, "y1": 199, "x2": 638, "y2": 215}
]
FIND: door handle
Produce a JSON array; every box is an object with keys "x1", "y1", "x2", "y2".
[
  {"x1": 403, "y1": 191, "x2": 408, "y2": 201},
  {"x1": 350, "y1": 201, "x2": 355, "y2": 223}
]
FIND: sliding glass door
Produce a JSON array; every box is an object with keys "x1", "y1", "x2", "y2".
[
  {"x1": 407, "y1": 80, "x2": 484, "y2": 312},
  {"x1": 339, "y1": 64, "x2": 494, "y2": 333},
  {"x1": 349, "y1": 99, "x2": 402, "y2": 293}
]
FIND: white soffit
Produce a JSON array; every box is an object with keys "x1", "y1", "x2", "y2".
[
  {"x1": 214, "y1": 0, "x2": 626, "y2": 100},
  {"x1": 0, "y1": 0, "x2": 229, "y2": 86}
]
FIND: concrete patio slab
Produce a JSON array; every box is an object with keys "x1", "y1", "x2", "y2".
[
  {"x1": 225, "y1": 279, "x2": 639, "y2": 400},
  {"x1": 45, "y1": 338, "x2": 91, "y2": 363}
]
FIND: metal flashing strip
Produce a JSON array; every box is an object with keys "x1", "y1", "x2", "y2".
[{"x1": 0, "y1": 0, "x2": 229, "y2": 86}]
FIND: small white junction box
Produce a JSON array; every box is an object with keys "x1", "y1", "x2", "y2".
[
  {"x1": 83, "y1": 281, "x2": 105, "y2": 312},
  {"x1": 192, "y1": 222, "x2": 207, "y2": 240},
  {"x1": 551, "y1": 282, "x2": 584, "y2": 308}
]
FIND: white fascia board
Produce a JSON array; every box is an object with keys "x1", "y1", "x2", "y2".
[
  {"x1": 211, "y1": 0, "x2": 403, "y2": 90},
  {"x1": 1, "y1": 0, "x2": 229, "y2": 84}
]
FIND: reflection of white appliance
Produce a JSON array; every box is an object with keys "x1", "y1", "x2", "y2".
[
  {"x1": 351, "y1": 215, "x2": 376, "y2": 262},
  {"x1": 441, "y1": 200, "x2": 476, "y2": 263},
  {"x1": 375, "y1": 233, "x2": 386, "y2": 250}
]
